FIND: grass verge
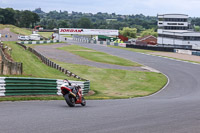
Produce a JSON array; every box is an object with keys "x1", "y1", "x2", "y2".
[
  {"x1": 62, "y1": 35, "x2": 72, "y2": 38},
  {"x1": 3, "y1": 41, "x2": 77, "y2": 80},
  {"x1": 109, "y1": 45, "x2": 200, "y2": 64},
  {"x1": 57, "y1": 45, "x2": 141, "y2": 67},
  {"x1": 0, "y1": 42, "x2": 167, "y2": 101},
  {"x1": 108, "y1": 45, "x2": 156, "y2": 53},
  {"x1": 0, "y1": 24, "x2": 32, "y2": 35},
  {"x1": 38, "y1": 32, "x2": 54, "y2": 39},
  {"x1": 0, "y1": 96, "x2": 64, "y2": 102},
  {"x1": 53, "y1": 60, "x2": 167, "y2": 99}
]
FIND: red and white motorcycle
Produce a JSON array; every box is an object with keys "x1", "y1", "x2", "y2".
[{"x1": 60, "y1": 79, "x2": 86, "y2": 107}]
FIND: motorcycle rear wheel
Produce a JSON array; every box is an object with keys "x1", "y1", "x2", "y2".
[{"x1": 64, "y1": 94, "x2": 75, "y2": 107}]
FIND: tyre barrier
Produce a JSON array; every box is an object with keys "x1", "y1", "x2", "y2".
[
  {"x1": 18, "y1": 40, "x2": 59, "y2": 45},
  {"x1": 0, "y1": 77, "x2": 90, "y2": 96}
]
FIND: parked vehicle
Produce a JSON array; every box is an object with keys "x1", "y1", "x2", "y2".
[
  {"x1": 18, "y1": 36, "x2": 30, "y2": 41},
  {"x1": 29, "y1": 34, "x2": 41, "y2": 41},
  {"x1": 60, "y1": 79, "x2": 86, "y2": 107}
]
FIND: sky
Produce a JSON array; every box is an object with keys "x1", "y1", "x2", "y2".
[{"x1": 1, "y1": 0, "x2": 200, "y2": 17}]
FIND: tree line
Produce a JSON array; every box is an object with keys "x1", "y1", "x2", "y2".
[
  {"x1": 33, "y1": 8, "x2": 157, "y2": 32},
  {"x1": 0, "y1": 8, "x2": 40, "y2": 28},
  {"x1": 1, "y1": 7, "x2": 200, "y2": 38}
]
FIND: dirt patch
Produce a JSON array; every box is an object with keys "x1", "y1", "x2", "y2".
[
  {"x1": 150, "y1": 52, "x2": 200, "y2": 63},
  {"x1": 84, "y1": 90, "x2": 95, "y2": 96}
]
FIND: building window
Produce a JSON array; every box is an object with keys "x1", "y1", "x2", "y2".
[
  {"x1": 164, "y1": 18, "x2": 188, "y2": 22},
  {"x1": 183, "y1": 36, "x2": 200, "y2": 41},
  {"x1": 163, "y1": 26, "x2": 188, "y2": 30}
]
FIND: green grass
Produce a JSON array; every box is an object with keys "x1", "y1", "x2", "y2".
[
  {"x1": 108, "y1": 45, "x2": 156, "y2": 53},
  {"x1": 38, "y1": 32, "x2": 54, "y2": 39},
  {"x1": 109, "y1": 45, "x2": 200, "y2": 64},
  {"x1": 57, "y1": 45, "x2": 141, "y2": 67},
  {"x1": 63, "y1": 35, "x2": 72, "y2": 38},
  {"x1": 0, "y1": 41, "x2": 167, "y2": 101},
  {"x1": 152, "y1": 54, "x2": 200, "y2": 64},
  {"x1": 0, "y1": 96, "x2": 64, "y2": 102},
  {"x1": 0, "y1": 24, "x2": 32, "y2": 35},
  {"x1": 3, "y1": 41, "x2": 77, "y2": 80},
  {"x1": 53, "y1": 60, "x2": 168, "y2": 99}
]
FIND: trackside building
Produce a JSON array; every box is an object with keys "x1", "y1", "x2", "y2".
[{"x1": 157, "y1": 14, "x2": 200, "y2": 49}]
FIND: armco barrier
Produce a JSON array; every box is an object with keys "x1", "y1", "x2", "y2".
[
  {"x1": 126, "y1": 44, "x2": 175, "y2": 52},
  {"x1": 0, "y1": 77, "x2": 90, "y2": 96}
]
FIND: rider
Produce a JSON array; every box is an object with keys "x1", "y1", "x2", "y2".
[{"x1": 63, "y1": 79, "x2": 79, "y2": 95}]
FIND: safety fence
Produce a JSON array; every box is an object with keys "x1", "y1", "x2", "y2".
[
  {"x1": 192, "y1": 51, "x2": 200, "y2": 56},
  {"x1": 16, "y1": 42, "x2": 87, "y2": 81},
  {"x1": 73, "y1": 37, "x2": 177, "y2": 52},
  {"x1": 0, "y1": 46, "x2": 23, "y2": 75},
  {"x1": 73, "y1": 36, "x2": 200, "y2": 55},
  {"x1": 73, "y1": 36, "x2": 177, "y2": 52},
  {"x1": 174, "y1": 49, "x2": 200, "y2": 56},
  {"x1": 126, "y1": 44, "x2": 175, "y2": 52},
  {"x1": 0, "y1": 77, "x2": 90, "y2": 96},
  {"x1": 18, "y1": 40, "x2": 59, "y2": 45},
  {"x1": 73, "y1": 37, "x2": 122, "y2": 47}
]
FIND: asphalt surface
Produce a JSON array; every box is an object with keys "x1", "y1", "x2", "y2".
[
  {"x1": 34, "y1": 43, "x2": 148, "y2": 71},
  {"x1": 0, "y1": 28, "x2": 19, "y2": 41},
  {"x1": 1, "y1": 40, "x2": 200, "y2": 133}
]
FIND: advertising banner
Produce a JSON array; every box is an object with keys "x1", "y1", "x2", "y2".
[
  {"x1": 119, "y1": 43, "x2": 127, "y2": 47},
  {"x1": 59, "y1": 28, "x2": 119, "y2": 36}
]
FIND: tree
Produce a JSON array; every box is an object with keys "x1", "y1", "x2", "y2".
[
  {"x1": 78, "y1": 17, "x2": 93, "y2": 28},
  {"x1": 0, "y1": 8, "x2": 16, "y2": 24},
  {"x1": 120, "y1": 27, "x2": 137, "y2": 38},
  {"x1": 32, "y1": 13, "x2": 40, "y2": 28},
  {"x1": 0, "y1": 15, "x2": 5, "y2": 24},
  {"x1": 194, "y1": 26, "x2": 200, "y2": 32},
  {"x1": 140, "y1": 29, "x2": 158, "y2": 37},
  {"x1": 46, "y1": 19, "x2": 57, "y2": 29},
  {"x1": 20, "y1": 10, "x2": 35, "y2": 28},
  {"x1": 58, "y1": 20, "x2": 68, "y2": 28}
]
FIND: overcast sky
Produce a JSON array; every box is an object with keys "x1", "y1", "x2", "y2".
[{"x1": 1, "y1": 0, "x2": 200, "y2": 17}]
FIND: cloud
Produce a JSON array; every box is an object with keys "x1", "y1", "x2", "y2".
[{"x1": 1, "y1": 0, "x2": 200, "y2": 17}]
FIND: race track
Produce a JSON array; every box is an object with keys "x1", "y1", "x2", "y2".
[{"x1": 0, "y1": 40, "x2": 200, "y2": 133}]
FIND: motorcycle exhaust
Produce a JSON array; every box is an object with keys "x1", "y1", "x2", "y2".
[{"x1": 69, "y1": 91, "x2": 76, "y2": 98}]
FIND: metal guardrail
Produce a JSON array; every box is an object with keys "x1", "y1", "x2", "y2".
[{"x1": 0, "y1": 77, "x2": 90, "y2": 96}]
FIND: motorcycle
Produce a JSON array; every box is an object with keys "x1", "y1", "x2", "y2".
[{"x1": 60, "y1": 79, "x2": 86, "y2": 107}]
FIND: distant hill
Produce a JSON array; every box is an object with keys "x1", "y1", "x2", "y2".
[{"x1": 33, "y1": 8, "x2": 45, "y2": 14}]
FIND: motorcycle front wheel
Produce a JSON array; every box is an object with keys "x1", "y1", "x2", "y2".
[
  {"x1": 81, "y1": 97, "x2": 86, "y2": 106},
  {"x1": 64, "y1": 94, "x2": 75, "y2": 107}
]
